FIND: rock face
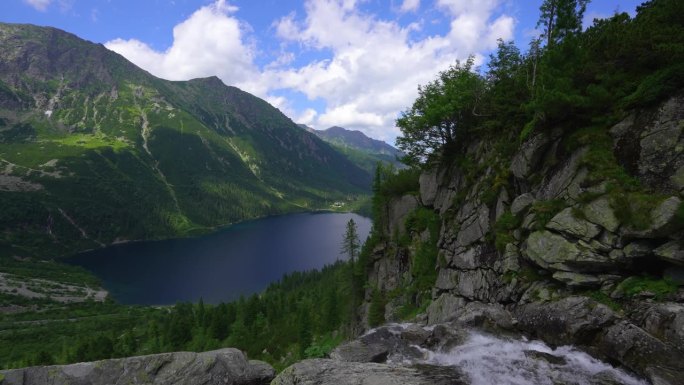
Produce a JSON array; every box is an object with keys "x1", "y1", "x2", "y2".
[
  {"x1": 362, "y1": 94, "x2": 684, "y2": 384},
  {"x1": 0, "y1": 348, "x2": 274, "y2": 385},
  {"x1": 272, "y1": 359, "x2": 466, "y2": 385}
]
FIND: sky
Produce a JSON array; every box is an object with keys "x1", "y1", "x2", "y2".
[{"x1": 5, "y1": 0, "x2": 644, "y2": 145}]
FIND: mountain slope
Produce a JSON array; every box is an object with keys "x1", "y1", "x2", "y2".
[
  {"x1": 305, "y1": 125, "x2": 404, "y2": 172},
  {"x1": 0, "y1": 23, "x2": 370, "y2": 258}
]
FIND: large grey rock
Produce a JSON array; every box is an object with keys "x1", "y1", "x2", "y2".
[
  {"x1": 583, "y1": 198, "x2": 620, "y2": 233},
  {"x1": 330, "y1": 340, "x2": 389, "y2": 363},
  {"x1": 654, "y1": 241, "x2": 684, "y2": 266},
  {"x1": 623, "y1": 241, "x2": 653, "y2": 259},
  {"x1": 610, "y1": 95, "x2": 684, "y2": 194},
  {"x1": 419, "y1": 168, "x2": 440, "y2": 207},
  {"x1": 434, "y1": 268, "x2": 459, "y2": 291},
  {"x1": 525, "y1": 230, "x2": 611, "y2": 272},
  {"x1": 601, "y1": 321, "x2": 684, "y2": 385},
  {"x1": 454, "y1": 269, "x2": 499, "y2": 301},
  {"x1": 552, "y1": 271, "x2": 602, "y2": 288},
  {"x1": 448, "y1": 245, "x2": 497, "y2": 270},
  {"x1": 515, "y1": 297, "x2": 684, "y2": 385},
  {"x1": 272, "y1": 359, "x2": 466, "y2": 385},
  {"x1": 649, "y1": 197, "x2": 682, "y2": 237},
  {"x1": 546, "y1": 207, "x2": 601, "y2": 240},
  {"x1": 672, "y1": 165, "x2": 684, "y2": 192},
  {"x1": 426, "y1": 293, "x2": 466, "y2": 324},
  {"x1": 455, "y1": 204, "x2": 490, "y2": 247},
  {"x1": 511, "y1": 133, "x2": 551, "y2": 179},
  {"x1": 537, "y1": 148, "x2": 588, "y2": 200},
  {"x1": 514, "y1": 296, "x2": 617, "y2": 347},
  {"x1": 632, "y1": 302, "x2": 684, "y2": 349},
  {"x1": 0, "y1": 348, "x2": 274, "y2": 385},
  {"x1": 388, "y1": 195, "x2": 420, "y2": 235},
  {"x1": 511, "y1": 193, "x2": 536, "y2": 216}
]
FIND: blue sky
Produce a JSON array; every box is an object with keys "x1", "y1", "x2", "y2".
[{"x1": 5, "y1": 0, "x2": 643, "y2": 144}]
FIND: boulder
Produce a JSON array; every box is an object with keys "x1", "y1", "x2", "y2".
[
  {"x1": 546, "y1": 207, "x2": 601, "y2": 240},
  {"x1": 610, "y1": 95, "x2": 684, "y2": 194},
  {"x1": 511, "y1": 133, "x2": 551, "y2": 179},
  {"x1": 583, "y1": 198, "x2": 620, "y2": 233},
  {"x1": 511, "y1": 193, "x2": 536, "y2": 216},
  {"x1": 537, "y1": 148, "x2": 588, "y2": 200},
  {"x1": 329, "y1": 340, "x2": 388, "y2": 363},
  {"x1": 272, "y1": 359, "x2": 466, "y2": 385},
  {"x1": 419, "y1": 168, "x2": 440, "y2": 207},
  {"x1": 623, "y1": 241, "x2": 653, "y2": 259},
  {"x1": 600, "y1": 321, "x2": 684, "y2": 385},
  {"x1": 515, "y1": 296, "x2": 684, "y2": 385},
  {"x1": 426, "y1": 293, "x2": 466, "y2": 325},
  {"x1": 514, "y1": 296, "x2": 617, "y2": 347},
  {"x1": 525, "y1": 230, "x2": 611, "y2": 272},
  {"x1": 632, "y1": 302, "x2": 684, "y2": 349},
  {"x1": 0, "y1": 348, "x2": 274, "y2": 385},
  {"x1": 649, "y1": 197, "x2": 683, "y2": 237},
  {"x1": 552, "y1": 271, "x2": 602, "y2": 288},
  {"x1": 448, "y1": 245, "x2": 497, "y2": 270},
  {"x1": 388, "y1": 195, "x2": 420, "y2": 235},
  {"x1": 654, "y1": 241, "x2": 684, "y2": 266},
  {"x1": 455, "y1": 204, "x2": 490, "y2": 247}
]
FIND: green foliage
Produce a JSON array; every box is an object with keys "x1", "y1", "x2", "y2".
[
  {"x1": 530, "y1": 200, "x2": 566, "y2": 230},
  {"x1": 405, "y1": 208, "x2": 441, "y2": 292},
  {"x1": 617, "y1": 276, "x2": 678, "y2": 300},
  {"x1": 493, "y1": 211, "x2": 521, "y2": 252},
  {"x1": 396, "y1": 57, "x2": 485, "y2": 165},
  {"x1": 341, "y1": 219, "x2": 361, "y2": 262},
  {"x1": 394, "y1": 0, "x2": 684, "y2": 169},
  {"x1": 537, "y1": 0, "x2": 589, "y2": 47},
  {"x1": 584, "y1": 291, "x2": 622, "y2": 312},
  {"x1": 611, "y1": 192, "x2": 667, "y2": 230},
  {"x1": 0, "y1": 261, "x2": 357, "y2": 371},
  {"x1": 0, "y1": 23, "x2": 373, "y2": 259},
  {"x1": 368, "y1": 288, "x2": 387, "y2": 328},
  {"x1": 304, "y1": 333, "x2": 344, "y2": 359}
]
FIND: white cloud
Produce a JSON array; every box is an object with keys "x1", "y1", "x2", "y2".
[
  {"x1": 266, "y1": 0, "x2": 514, "y2": 143},
  {"x1": 24, "y1": 0, "x2": 51, "y2": 11},
  {"x1": 400, "y1": 0, "x2": 420, "y2": 13},
  {"x1": 105, "y1": 0, "x2": 257, "y2": 88},
  {"x1": 105, "y1": 0, "x2": 514, "y2": 144}
]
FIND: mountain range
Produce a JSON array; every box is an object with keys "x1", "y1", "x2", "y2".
[
  {"x1": 0, "y1": 23, "x2": 371, "y2": 258},
  {"x1": 304, "y1": 125, "x2": 404, "y2": 173}
]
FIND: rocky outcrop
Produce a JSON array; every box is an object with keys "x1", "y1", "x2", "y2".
[
  {"x1": 272, "y1": 359, "x2": 466, "y2": 385},
  {"x1": 363, "y1": 94, "x2": 684, "y2": 384},
  {"x1": 0, "y1": 348, "x2": 274, "y2": 385}
]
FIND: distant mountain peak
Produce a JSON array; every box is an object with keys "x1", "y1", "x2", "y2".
[{"x1": 313, "y1": 126, "x2": 400, "y2": 156}]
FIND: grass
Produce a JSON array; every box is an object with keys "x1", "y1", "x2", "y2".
[
  {"x1": 584, "y1": 290, "x2": 622, "y2": 312},
  {"x1": 530, "y1": 200, "x2": 566, "y2": 230},
  {"x1": 617, "y1": 276, "x2": 678, "y2": 300},
  {"x1": 493, "y1": 211, "x2": 521, "y2": 252}
]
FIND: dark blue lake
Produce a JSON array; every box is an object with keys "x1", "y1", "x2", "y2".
[{"x1": 66, "y1": 212, "x2": 371, "y2": 305}]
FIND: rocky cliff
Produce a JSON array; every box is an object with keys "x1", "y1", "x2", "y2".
[
  {"x1": 359, "y1": 94, "x2": 684, "y2": 384},
  {"x1": 0, "y1": 348, "x2": 274, "y2": 385}
]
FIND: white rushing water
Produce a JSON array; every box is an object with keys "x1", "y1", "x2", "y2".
[
  {"x1": 372, "y1": 324, "x2": 648, "y2": 385},
  {"x1": 425, "y1": 332, "x2": 647, "y2": 385}
]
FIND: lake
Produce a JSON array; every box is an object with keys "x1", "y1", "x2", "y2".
[{"x1": 66, "y1": 212, "x2": 371, "y2": 305}]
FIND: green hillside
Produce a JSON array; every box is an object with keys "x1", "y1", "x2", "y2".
[
  {"x1": 0, "y1": 23, "x2": 371, "y2": 258},
  {"x1": 305, "y1": 125, "x2": 405, "y2": 173}
]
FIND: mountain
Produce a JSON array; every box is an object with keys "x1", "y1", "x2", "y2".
[
  {"x1": 0, "y1": 23, "x2": 370, "y2": 258},
  {"x1": 305, "y1": 125, "x2": 404, "y2": 172}
]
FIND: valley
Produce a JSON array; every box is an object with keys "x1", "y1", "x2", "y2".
[{"x1": 2, "y1": 0, "x2": 684, "y2": 384}]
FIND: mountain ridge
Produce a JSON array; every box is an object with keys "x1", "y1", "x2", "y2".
[
  {"x1": 0, "y1": 22, "x2": 370, "y2": 258},
  {"x1": 304, "y1": 124, "x2": 404, "y2": 173}
]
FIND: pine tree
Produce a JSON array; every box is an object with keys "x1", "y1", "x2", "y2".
[{"x1": 341, "y1": 219, "x2": 360, "y2": 263}]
